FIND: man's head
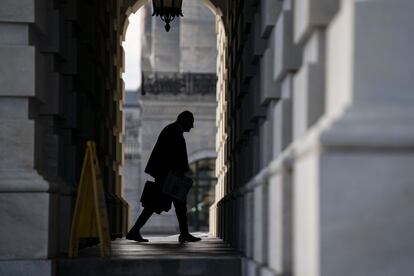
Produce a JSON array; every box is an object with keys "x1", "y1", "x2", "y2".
[{"x1": 177, "y1": 111, "x2": 194, "y2": 132}]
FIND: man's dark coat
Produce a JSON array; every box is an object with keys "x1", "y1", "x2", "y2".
[{"x1": 141, "y1": 122, "x2": 190, "y2": 213}]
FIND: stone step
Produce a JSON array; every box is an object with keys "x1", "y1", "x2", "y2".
[
  {"x1": 57, "y1": 258, "x2": 241, "y2": 276},
  {"x1": 57, "y1": 234, "x2": 241, "y2": 276}
]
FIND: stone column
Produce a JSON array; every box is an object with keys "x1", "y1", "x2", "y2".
[
  {"x1": 322, "y1": 1, "x2": 414, "y2": 275},
  {"x1": 293, "y1": 0, "x2": 414, "y2": 275},
  {"x1": 0, "y1": 1, "x2": 54, "y2": 275},
  {"x1": 211, "y1": 16, "x2": 227, "y2": 236}
]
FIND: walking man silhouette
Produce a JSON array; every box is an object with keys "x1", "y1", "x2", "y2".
[{"x1": 126, "y1": 111, "x2": 201, "y2": 243}]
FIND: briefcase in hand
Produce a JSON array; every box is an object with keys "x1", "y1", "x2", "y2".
[
  {"x1": 162, "y1": 172, "x2": 193, "y2": 202},
  {"x1": 140, "y1": 180, "x2": 159, "y2": 206}
]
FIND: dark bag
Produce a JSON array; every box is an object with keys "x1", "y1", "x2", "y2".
[
  {"x1": 140, "y1": 180, "x2": 158, "y2": 206},
  {"x1": 162, "y1": 172, "x2": 193, "y2": 202},
  {"x1": 140, "y1": 180, "x2": 172, "y2": 214}
]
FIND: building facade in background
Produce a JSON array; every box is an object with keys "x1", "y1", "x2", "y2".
[{"x1": 122, "y1": 90, "x2": 142, "y2": 228}]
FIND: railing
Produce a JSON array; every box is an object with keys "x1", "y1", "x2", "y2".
[
  {"x1": 141, "y1": 72, "x2": 217, "y2": 95},
  {"x1": 124, "y1": 143, "x2": 140, "y2": 158}
]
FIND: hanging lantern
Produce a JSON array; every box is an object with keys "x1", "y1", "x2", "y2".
[{"x1": 152, "y1": 0, "x2": 183, "y2": 32}]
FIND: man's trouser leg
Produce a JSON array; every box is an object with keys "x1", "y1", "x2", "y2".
[
  {"x1": 173, "y1": 199, "x2": 189, "y2": 235},
  {"x1": 128, "y1": 208, "x2": 154, "y2": 235}
]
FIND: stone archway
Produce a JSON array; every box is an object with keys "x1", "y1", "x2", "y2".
[{"x1": 118, "y1": 0, "x2": 229, "y2": 235}]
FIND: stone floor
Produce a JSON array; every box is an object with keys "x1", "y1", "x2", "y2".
[{"x1": 57, "y1": 233, "x2": 241, "y2": 276}]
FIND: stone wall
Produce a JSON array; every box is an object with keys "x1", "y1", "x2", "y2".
[
  {"x1": 213, "y1": 0, "x2": 414, "y2": 275},
  {"x1": 0, "y1": 0, "x2": 129, "y2": 274},
  {"x1": 0, "y1": 4, "x2": 55, "y2": 275}
]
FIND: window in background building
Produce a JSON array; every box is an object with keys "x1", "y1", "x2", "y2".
[{"x1": 188, "y1": 158, "x2": 216, "y2": 231}]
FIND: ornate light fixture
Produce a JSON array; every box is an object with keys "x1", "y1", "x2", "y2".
[{"x1": 152, "y1": 0, "x2": 184, "y2": 32}]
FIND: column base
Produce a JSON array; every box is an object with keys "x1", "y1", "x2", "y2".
[{"x1": 0, "y1": 260, "x2": 54, "y2": 276}]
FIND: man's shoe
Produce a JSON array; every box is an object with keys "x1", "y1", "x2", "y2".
[
  {"x1": 179, "y1": 233, "x2": 201, "y2": 243},
  {"x1": 126, "y1": 232, "x2": 149, "y2": 242}
]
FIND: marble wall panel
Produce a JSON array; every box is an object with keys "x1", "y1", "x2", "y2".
[
  {"x1": 320, "y1": 150, "x2": 414, "y2": 276},
  {"x1": 293, "y1": 63, "x2": 324, "y2": 140},
  {"x1": 0, "y1": 0, "x2": 34, "y2": 22},
  {"x1": 260, "y1": 30, "x2": 281, "y2": 105},
  {"x1": 0, "y1": 120, "x2": 34, "y2": 170},
  {"x1": 0, "y1": 98, "x2": 28, "y2": 119},
  {"x1": 260, "y1": 0, "x2": 283, "y2": 38},
  {"x1": 293, "y1": 150, "x2": 319, "y2": 276},
  {"x1": 244, "y1": 192, "x2": 254, "y2": 259},
  {"x1": 253, "y1": 184, "x2": 265, "y2": 264},
  {"x1": 352, "y1": 0, "x2": 414, "y2": 105},
  {"x1": 0, "y1": 260, "x2": 53, "y2": 276},
  {"x1": 274, "y1": 10, "x2": 301, "y2": 82},
  {"x1": 294, "y1": 0, "x2": 338, "y2": 44},
  {"x1": 0, "y1": 46, "x2": 35, "y2": 96},
  {"x1": 0, "y1": 23, "x2": 29, "y2": 45},
  {"x1": 0, "y1": 193, "x2": 51, "y2": 259}
]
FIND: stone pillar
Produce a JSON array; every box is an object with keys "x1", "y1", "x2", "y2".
[
  {"x1": 0, "y1": 1, "x2": 55, "y2": 275},
  {"x1": 293, "y1": 0, "x2": 414, "y2": 275},
  {"x1": 211, "y1": 16, "x2": 227, "y2": 236},
  {"x1": 320, "y1": 1, "x2": 414, "y2": 275}
]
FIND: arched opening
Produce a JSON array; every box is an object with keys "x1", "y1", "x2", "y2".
[{"x1": 120, "y1": 0, "x2": 228, "y2": 236}]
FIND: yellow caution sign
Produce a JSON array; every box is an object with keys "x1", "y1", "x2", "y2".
[{"x1": 68, "y1": 141, "x2": 111, "y2": 257}]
